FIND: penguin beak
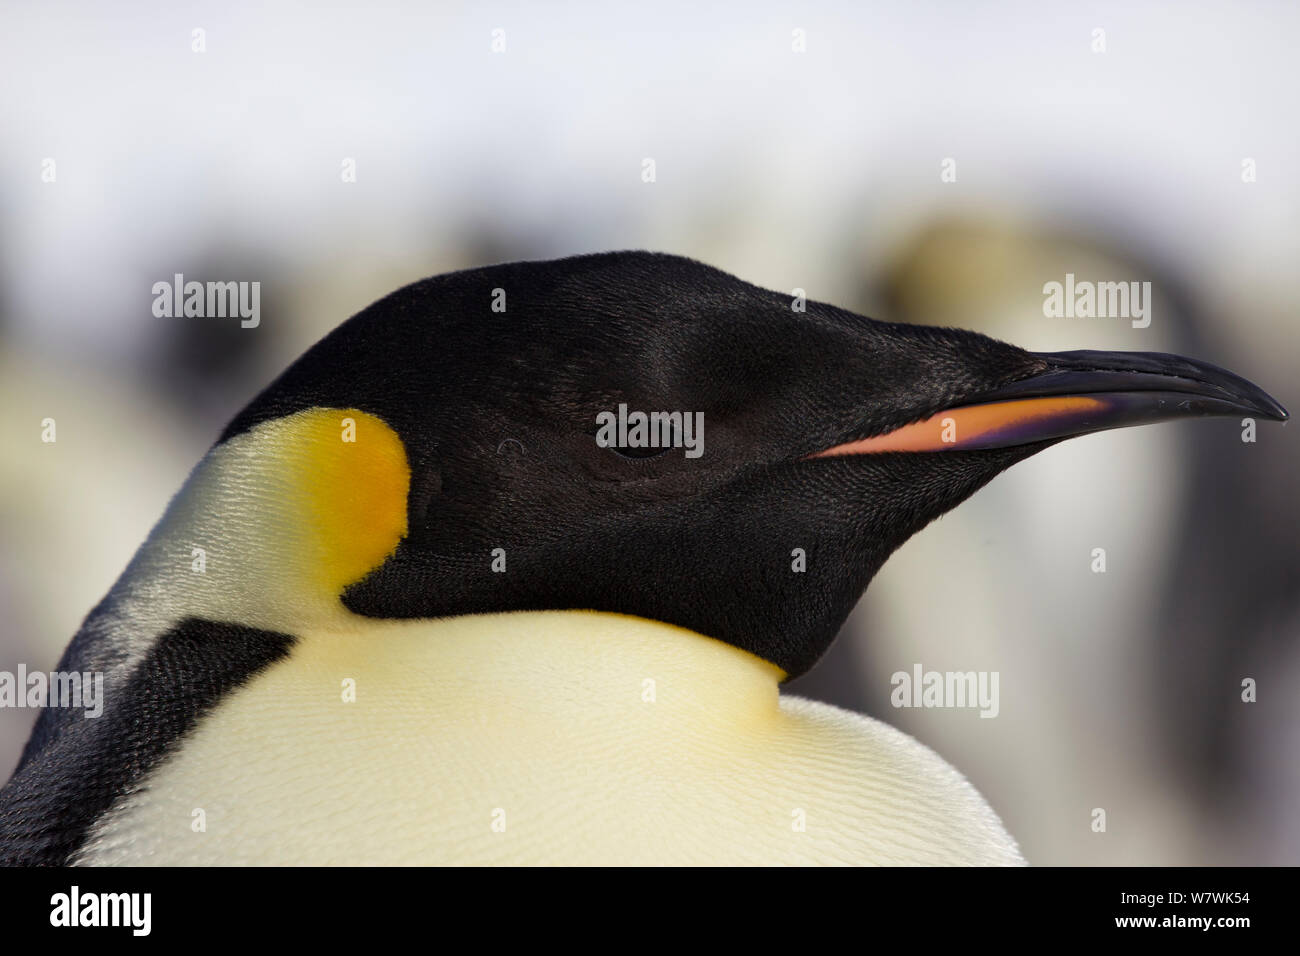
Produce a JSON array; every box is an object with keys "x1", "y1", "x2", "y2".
[{"x1": 814, "y1": 350, "x2": 1289, "y2": 456}]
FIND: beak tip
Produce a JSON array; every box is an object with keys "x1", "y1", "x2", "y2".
[
  {"x1": 1033, "y1": 349, "x2": 1288, "y2": 425},
  {"x1": 1250, "y1": 392, "x2": 1288, "y2": 422}
]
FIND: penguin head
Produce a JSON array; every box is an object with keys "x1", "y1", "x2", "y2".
[{"x1": 221, "y1": 252, "x2": 1286, "y2": 677}]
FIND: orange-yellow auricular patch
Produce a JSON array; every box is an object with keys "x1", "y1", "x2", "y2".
[{"x1": 280, "y1": 408, "x2": 411, "y2": 595}]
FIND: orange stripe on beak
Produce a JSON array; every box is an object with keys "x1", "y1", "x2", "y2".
[{"x1": 812, "y1": 396, "x2": 1109, "y2": 456}]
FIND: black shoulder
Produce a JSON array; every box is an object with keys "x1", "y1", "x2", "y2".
[{"x1": 0, "y1": 618, "x2": 292, "y2": 866}]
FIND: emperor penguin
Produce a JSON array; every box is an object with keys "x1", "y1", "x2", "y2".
[{"x1": 0, "y1": 252, "x2": 1286, "y2": 865}]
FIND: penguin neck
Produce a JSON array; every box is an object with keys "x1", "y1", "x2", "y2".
[{"x1": 315, "y1": 610, "x2": 786, "y2": 723}]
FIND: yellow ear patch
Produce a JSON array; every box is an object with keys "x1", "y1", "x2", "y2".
[{"x1": 280, "y1": 408, "x2": 411, "y2": 595}]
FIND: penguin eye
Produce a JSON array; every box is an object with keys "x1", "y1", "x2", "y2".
[
  {"x1": 611, "y1": 444, "x2": 671, "y2": 460},
  {"x1": 589, "y1": 410, "x2": 682, "y2": 461}
]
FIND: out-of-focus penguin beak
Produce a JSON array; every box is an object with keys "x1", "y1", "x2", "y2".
[{"x1": 814, "y1": 350, "x2": 1289, "y2": 456}]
